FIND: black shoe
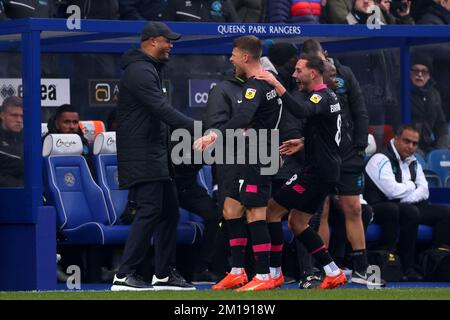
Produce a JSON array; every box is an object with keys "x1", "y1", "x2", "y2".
[
  {"x1": 283, "y1": 275, "x2": 296, "y2": 285},
  {"x1": 111, "y1": 274, "x2": 154, "y2": 291},
  {"x1": 152, "y1": 268, "x2": 196, "y2": 291},
  {"x1": 191, "y1": 269, "x2": 221, "y2": 284},
  {"x1": 351, "y1": 270, "x2": 386, "y2": 287},
  {"x1": 298, "y1": 274, "x2": 322, "y2": 289},
  {"x1": 401, "y1": 268, "x2": 424, "y2": 282}
]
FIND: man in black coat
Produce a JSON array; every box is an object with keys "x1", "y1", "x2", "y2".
[
  {"x1": 111, "y1": 22, "x2": 196, "y2": 291},
  {"x1": 119, "y1": 0, "x2": 166, "y2": 20},
  {"x1": 0, "y1": 96, "x2": 23, "y2": 187},
  {"x1": 410, "y1": 53, "x2": 450, "y2": 155},
  {"x1": 417, "y1": 0, "x2": 450, "y2": 24},
  {"x1": 166, "y1": 0, "x2": 238, "y2": 22}
]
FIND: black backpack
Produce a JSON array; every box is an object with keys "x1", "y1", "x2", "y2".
[
  {"x1": 368, "y1": 250, "x2": 403, "y2": 282},
  {"x1": 419, "y1": 247, "x2": 450, "y2": 282}
]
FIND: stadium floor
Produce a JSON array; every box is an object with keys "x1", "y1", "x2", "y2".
[{"x1": 57, "y1": 282, "x2": 450, "y2": 291}]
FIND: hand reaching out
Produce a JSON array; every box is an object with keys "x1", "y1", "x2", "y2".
[
  {"x1": 256, "y1": 70, "x2": 281, "y2": 88},
  {"x1": 279, "y1": 138, "x2": 304, "y2": 156},
  {"x1": 193, "y1": 131, "x2": 218, "y2": 151}
]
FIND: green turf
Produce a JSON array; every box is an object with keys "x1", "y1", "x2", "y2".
[{"x1": 1, "y1": 288, "x2": 450, "y2": 300}]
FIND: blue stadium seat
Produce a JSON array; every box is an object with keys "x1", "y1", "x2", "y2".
[
  {"x1": 93, "y1": 132, "x2": 127, "y2": 225},
  {"x1": 427, "y1": 149, "x2": 450, "y2": 185},
  {"x1": 282, "y1": 221, "x2": 294, "y2": 243},
  {"x1": 366, "y1": 224, "x2": 433, "y2": 243},
  {"x1": 414, "y1": 153, "x2": 427, "y2": 169},
  {"x1": 42, "y1": 134, "x2": 130, "y2": 245},
  {"x1": 197, "y1": 165, "x2": 213, "y2": 196},
  {"x1": 417, "y1": 225, "x2": 433, "y2": 242},
  {"x1": 366, "y1": 224, "x2": 381, "y2": 242},
  {"x1": 92, "y1": 132, "x2": 198, "y2": 245}
]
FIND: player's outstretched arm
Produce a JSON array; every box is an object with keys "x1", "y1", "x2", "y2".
[
  {"x1": 279, "y1": 138, "x2": 304, "y2": 155},
  {"x1": 193, "y1": 131, "x2": 218, "y2": 151}
]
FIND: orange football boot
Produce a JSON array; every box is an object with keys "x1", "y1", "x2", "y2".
[
  {"x1": 235, "y1": 276, "x2": 275, "y2": 292},
  {"x1": 273, "y1": 272, "x2": 284, "y2": 288},
  {"x1": 212, "y1": 270, "x2": 248, "y2": 290},
  {"x1": 319, "y1": 270, "x2": 347, "y2": 289}
]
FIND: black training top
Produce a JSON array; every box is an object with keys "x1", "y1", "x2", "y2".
[
  {"x1": 281, "y1": 84, "x2": 342, "y2": 183},
  {"x1": 218, "y1": 77, "x2": 283, "y2": 133}
]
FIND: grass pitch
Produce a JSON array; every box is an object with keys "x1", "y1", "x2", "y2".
[{"x1": 1, "y1": 288, "x2": 450, "y2": 300}]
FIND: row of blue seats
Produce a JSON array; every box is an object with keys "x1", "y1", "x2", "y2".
[
  {"x1": 42, "y1": 133, "x2": 434, "y2": 249},
  {"x1": 42, "y1": 133, "x2": 203, "y2": 246},
  {"x1": 414, "y1": 149, "x2": 450, "y2": 188}
]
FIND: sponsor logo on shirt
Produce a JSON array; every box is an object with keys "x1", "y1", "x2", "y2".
[
  {"x1": 245, "y1": 88, "x2": 257, "y2": 100},
  {"x1": 310, "y1": 93, "x2": 322, "y2": 104}
]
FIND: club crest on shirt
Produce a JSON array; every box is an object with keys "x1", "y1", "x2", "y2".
[
  {"x1": 245, "y1": 88, "x2": 257, "y2": 99},
  {"x1": 310, "y1": 93, "x2": 322, "y2": 104}
]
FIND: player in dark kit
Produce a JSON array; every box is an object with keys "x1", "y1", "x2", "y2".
[
  {"x1": 256, "y1": 54, "x2": 347, "y2": 289},
  {"x1": 301, "y1": 40, "x2": 384, "y2": 286},
  {"x1": 194, "y1": 35, "x2": 282, "y2": 291}
]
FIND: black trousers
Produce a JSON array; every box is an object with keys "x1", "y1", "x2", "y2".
[
  {"x1": 118, "y1": 180, "x2": 179, "y2": 278},
  {"x1": 177, "y1": 183, "x2": 220, "y2": 272},
  {"x1": 328, "y1": 203, "x2": 373, "y2": 264},
  {"x1": 372, "y1": 201, "x2": 450, "y2": 270}
]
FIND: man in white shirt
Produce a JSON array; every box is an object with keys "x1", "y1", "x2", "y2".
[{"x1": 364, "y1": 125, "x2": 450, "y2": 281}]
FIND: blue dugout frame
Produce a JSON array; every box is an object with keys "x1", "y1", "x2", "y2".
[{"x1": 1, "y1": 18, "x2": 450, "y2": 223}]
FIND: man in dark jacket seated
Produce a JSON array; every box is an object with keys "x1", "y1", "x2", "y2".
[
  {"x1": 0, "y1": 96, "x2": 23, "y2": 187},
  {"x1": 43, "y1": 104, "x2": 92, "y2": 172}
]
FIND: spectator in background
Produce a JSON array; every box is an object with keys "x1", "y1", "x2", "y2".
[
  {"x1": 409, "y1": 0, "x2": 434, "y2": 22},
  {"x1": 323, "y1": 0, "x2": 353, "y2": 23},
  {"x1": 266, "y1": 0, "x2": 291, "y2": 23},
  {"x1": 59, "y1": 0, "x2": 119, "y2": 19},
  {"x1": 289, "y1": 0, "x2": 323, "y2": 24},
  {"x1": 267, "y1": 42, "x2": 298, "y2": 92},
  {"x1": 0, "y1": 0, "x2": 55, "y2": 18},
  {"x1": 166, "y1": 0, "x2": 238, "y2": 22},
  {"x1": 417, "y1": 0, "x2": 450, "y2": 24},
  {"x1": 345, "y1": 0, "x2": 387, "y2": 25},
  {"x1": 364, "y1": 125, "x2": 450, "y2": 280},
  {"x1": 0, "y1": 96, "x2": 23, "y2": 188},
  {"x1": 119, "y1": 0, "x2": 167, "y2": 20},
  {"x1": 410, "y1": 53, "x2": 450, "y2": 155},
  {"x1": 231, "y1": 0, "x2": 266, "y2": 22},
  {"x1": 376, "y1": 0, "x2": 414, "y2": 24},
  {"x1": 0, "y1": 1, "x2": 6, "y2": 19}
]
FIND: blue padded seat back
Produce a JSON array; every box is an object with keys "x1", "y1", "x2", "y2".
[
  {"x1": 46, "y1": 155, "x2": 111, "y2": 230},
  {"x1": 94, "y1": 154, "x2": 128, "y2": 224},
  {"x1": 414, "y1": 153, "x2": 427, "y2": 169},
  {"x1": 196, "y1": 165, "x2": 213, "y2": 196},
  {"x1": 427, "y1": 149, "x2": 450, "y2": 183}
]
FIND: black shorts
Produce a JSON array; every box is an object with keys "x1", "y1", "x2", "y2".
[
  {"x1": 335, "y1": 154, "x2": 365, "y2": 196},
  {"x1": 224, "y1": 164, "x2": 272, "y2": 208},
  {"x1": 273, "y1": 170, "x2": 334, "y2": 215}
]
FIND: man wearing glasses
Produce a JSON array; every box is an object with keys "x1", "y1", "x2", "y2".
[{"x1": 410, "y1": 54, "x2": 450, "y2": 156}]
